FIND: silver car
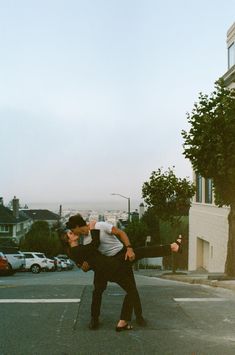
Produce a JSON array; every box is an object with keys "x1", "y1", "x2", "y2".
[{"x1": 56, "y1": 254, "x2": 75, "y2": 270}]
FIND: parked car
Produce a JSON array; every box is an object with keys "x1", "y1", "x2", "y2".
[
  {"x1": 23, "y1": 252, "x2": 48, "y2": 273},
  {"x1": 45, "y1": 257, "x2": 56, "y2": 271},
  {"x1": 59, "y1": 258, "x2": 72, "y2": 270},
  {"x1": 56, "y1": 254, "x2": 75, "y2": 270},
  {"x1": 0, "y1": 247, "x2": 26, "y2": 273},
  {"x1": 50, "y1": 256, "x2": 64, "y2": 271},
  {"x1": 0, "y1": 252, "x2": 11, "y2": 276}
]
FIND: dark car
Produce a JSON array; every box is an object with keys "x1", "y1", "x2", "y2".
[{"x1": 0, "y1": 252, "x2": 12, "y2": 276}]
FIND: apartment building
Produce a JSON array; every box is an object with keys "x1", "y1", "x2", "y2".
[{"x1": 188, "y1": 23, "x2": 235, "y2": 273}]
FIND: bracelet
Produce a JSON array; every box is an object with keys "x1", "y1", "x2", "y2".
[{"x1": 126, "y1": 245, "x2": 133, "y2": 248}]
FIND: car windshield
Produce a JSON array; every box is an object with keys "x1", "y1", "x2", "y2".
[
  {"x1": 35, "y1": 254, "x2": 45, "y2": 258},
  {"x1": 58, "y1": 255, "x2": 68, "y2": 259}
]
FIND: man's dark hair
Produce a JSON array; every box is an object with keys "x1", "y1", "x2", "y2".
[{"x1": 66, "y1": 214, "x2": 87, "y2": 229}]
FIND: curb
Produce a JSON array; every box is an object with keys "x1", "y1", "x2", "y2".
[
  {"x1": 135, "y1": 271, "x2": 235, "y2": 293},
  {"x1": 160, "y1": 274, "x2": 235, "y2": 292}
]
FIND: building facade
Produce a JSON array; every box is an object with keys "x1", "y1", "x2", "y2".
[
  {"x1": 21, "y1": 209, "x2": 60, "y2": 228},
  {"x1": 0, "y1": 197, "x2": 31, "y2": 245},
  {"x1": 188, "y1": 23, "x2": 235, "y2": 273}
]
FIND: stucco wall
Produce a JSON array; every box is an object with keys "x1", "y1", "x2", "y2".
[{"x1": 188, "y1": 203, "x2": 229, "y2": 272}]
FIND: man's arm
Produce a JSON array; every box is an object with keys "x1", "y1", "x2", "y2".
[
  {"x1": 111, "y1": 226, "x2": 135, "y2": 261},
  {"x1": 66, "y1": 231, "x2": 91, "y2": 271}
]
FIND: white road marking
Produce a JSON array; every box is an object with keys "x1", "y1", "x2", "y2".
[
  {"x1": 174, "y1": 298, "x2": 226, "y2": 302},
  {"x1": 0, "y1": 299, "x2": 81, "y2": 303}
]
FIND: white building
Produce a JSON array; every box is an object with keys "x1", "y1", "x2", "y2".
[{"x1": 188, "y1": 23, "x2": 235, "y2": 273}]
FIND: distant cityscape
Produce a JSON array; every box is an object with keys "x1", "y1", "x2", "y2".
[
  {"x1": 26, "y1": 199, "x2": 143, "y2": 214},
  {"x1": 1, "y1": 196, "x2": 145, "y2": 229},
  {"x1": 22, "y1": 200, "x2": 144, "y2": 226},
  {"x1": 61, "y1": 208, "x2": 130, "y2": 227},
  {"x1": 42, "y1": 201, "x2": 144, "y2": 226}
]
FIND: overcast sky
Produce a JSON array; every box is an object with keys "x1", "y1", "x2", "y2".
[{"x1": 0, "y1": 0, "x2": 234, "y2": 209}]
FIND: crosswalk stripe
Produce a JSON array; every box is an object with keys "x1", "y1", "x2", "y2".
[
  {"x1": 0, "y1": 299, "x2": 81, "y2": 303},
  {"x1": 174, "y1": 298, "x2": 226, "y2": 302}
]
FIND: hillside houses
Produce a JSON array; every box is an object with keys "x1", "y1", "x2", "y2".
[{"x1": 0, "y1": 196, "x2": 60, "y2": 246}]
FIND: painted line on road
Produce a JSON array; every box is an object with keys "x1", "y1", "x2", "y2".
[
  {"x1": 0, "y1": 286, "x2": 17, "y2": 289},
  {"x1": 0, "y1": 299, "x2": 81, "y2": 303},
  {"x1": 174, "y1": 298, "x2": 227, "y2": 302}
]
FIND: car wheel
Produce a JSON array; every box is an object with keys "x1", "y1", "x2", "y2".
[
  {"x1": 30, "y1": 264, "x2": 41, "y2": 274},
  {"x1": 7, "y1": 264, "x2": 15, "y2": 275}
]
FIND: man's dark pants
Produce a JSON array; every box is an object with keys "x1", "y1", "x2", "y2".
[
  {"x1": 91, "y1": 244, "x2": 171, "y2": 322},
  {"x1": 91, "y1": 264, "x2": 142, "y2": 321}
]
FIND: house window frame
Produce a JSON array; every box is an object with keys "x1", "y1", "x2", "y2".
[
  {"x1": 205, "y1": 178, "x2": 213, "y2": 204},
  {"x1": 0, "y1": 225, "x2": 10, "y2": 233},
  {"x1": 228, "y1": 42, "x2": 235, "y2": 69},
  {"x1": 196, "y1": 173, "x2": 202, "y2": 203}
]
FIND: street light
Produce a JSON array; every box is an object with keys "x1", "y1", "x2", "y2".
[{"x1": 111, "y1": 193, "x2": 131, "y2": 222}]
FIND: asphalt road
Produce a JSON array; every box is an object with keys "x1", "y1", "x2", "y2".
[{"x1": 0, "y1": 269, "x2": 235, "y2": 355}]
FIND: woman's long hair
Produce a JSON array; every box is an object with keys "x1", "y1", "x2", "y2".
[{"x1": 57, "y1": 228, "x2": 72, "y2": 258}]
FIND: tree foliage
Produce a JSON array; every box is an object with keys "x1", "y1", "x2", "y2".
[
  {"x1": 125, "y1": 219, "x2": 149, "y2": 248},
  {"x1": 141, "y1": 207, "x2": 160, "y2": 244},
  {"x1": 182, "y1": 79, "x2": 235, "y2": 276},
  {"x1": 125, "y1": 206, "x2": 163, "y2": 247},
  {"x1": 142, "y1": 168, "x2": 195, "y2": 272},
  {"x1": 142, "y1": 167, "x2": 195, "y2": 225},
  {"x1": 182, "y1": 79, "x2": 235, "y2": 206},
  {"x1": 20, "y1": 221, "x2": 62, "y2": 256}
]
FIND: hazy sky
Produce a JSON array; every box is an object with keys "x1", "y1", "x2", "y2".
[{"x1": 0, "y1": 0, "x2": 234, "y2": 208}]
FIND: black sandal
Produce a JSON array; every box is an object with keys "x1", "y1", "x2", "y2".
[
  {"x1": 174, "y1": 235, "x2": 183, "y2": 254},
  {"x1": 116, "y1": 323, "x2": 133, "y2": 332}
]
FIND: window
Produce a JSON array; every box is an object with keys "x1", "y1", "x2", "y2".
[
  {"x1": 24, "y1": 253, "x2": 33, "y2": 258},
  {"x1": 195, "y1": 173, "x2": 202, "y2": 202},
  {"x1": 35, "y1": 253, "x2": 45, "y2": 258},
  {"x1": 205, "y1": 178, "x2": 213, "y2": 204},
  {"x1": 228, "y1": 42, "x2": 235, "y2": 69},
  {"x1": 0, "y1": 225, "x2": 9, "y2": 233}
]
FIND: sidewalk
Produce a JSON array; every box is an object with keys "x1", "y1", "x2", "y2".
[{"x1": 134, "y1": 269, "x2": 235, "y2": 292}]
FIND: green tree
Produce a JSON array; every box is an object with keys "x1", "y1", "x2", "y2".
[
  {"x1": 125, "y1": 219, "x2": 149, "y2": 248},
  {"x1": 20, "y1": 221, "x2": 62, "y2": 256},
  {"x1": 142, "y1": 168, "x2": 195, "y2": 272},
  {"x1": 182, "y1": 80, "x2": 235, "y2": 276},
  {"x1": 142, "y1": 167, "x2": 195, "y2": 225},
  {"x1": 141, "y1": 207, "x2": 160, "y2": 244}
]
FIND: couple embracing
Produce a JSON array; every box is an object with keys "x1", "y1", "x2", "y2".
[{"x1": 59, "y1": 214, "x2": 182, "y2": 332}]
